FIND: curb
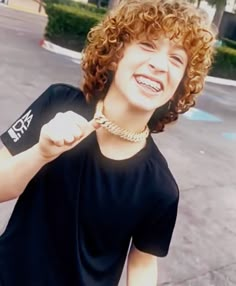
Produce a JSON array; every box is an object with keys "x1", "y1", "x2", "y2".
[
  {"x1": 205, "y1": 76, "x2": 236, "y2": 87},
  {"x1": 40, "y1": 39, "x2": 82, "y2": 61},
  {"x1": 1, "y1": 2, "x2": 47, "y2": 16},
  {"x1": 40, "y1": 39, "x2": 236, "y2": 87}
]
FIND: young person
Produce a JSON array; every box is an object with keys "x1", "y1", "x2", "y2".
[{"x1": 0, "y1": 0, "x2": 216, "y2": 285}]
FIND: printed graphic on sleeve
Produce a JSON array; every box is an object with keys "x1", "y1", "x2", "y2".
[{"x1": 7, "y1": 110, "x2": 34, "y2": 142}]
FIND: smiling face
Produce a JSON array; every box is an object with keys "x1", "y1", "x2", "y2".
[{"x1": 108, "y1": 37, "x2": 188, "y2": 113}]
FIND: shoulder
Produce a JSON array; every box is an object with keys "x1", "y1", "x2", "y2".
[
  {"x1": 42, "y1": 83, "x2": 86, "y2": 105},
  {"x1": 38, "y1": 83, "x2": 94, "y2": 119},
  {"x1": 48, "y1": 83, "x2": 83, "y2": 96}
]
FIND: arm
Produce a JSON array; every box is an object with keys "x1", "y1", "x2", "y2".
[
  {"x1": 127, "y1": 243, "x2": 158, "y2": 286},
  {"x1": 0, "y1": 112, "x2": 98, "y2": 203},
  {"x1": 0, "y1": 145, "x2": 49, "y2": 202}
]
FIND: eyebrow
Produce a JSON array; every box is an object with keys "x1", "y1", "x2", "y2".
[
  {"x1": 149, "y1": 39, "x2": 185, "y2": 50},
  {"x1": 172, "y1": 44, "x2": 186, "y2": 53},
  {"x1": 150, "y1": 40, "x2": 187, "y2": 56},
  {"x1": 169, "y1": 44, "x2": 188, "y2": 60}
]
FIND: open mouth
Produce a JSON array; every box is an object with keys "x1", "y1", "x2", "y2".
[{"x1": 135, "y1": 75, "x2": 164, "y2": 95}]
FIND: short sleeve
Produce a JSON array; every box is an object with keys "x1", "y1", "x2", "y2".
[
  {"x1": 132, "y1": 197, "x2": 179, "y2": 257},
  {"x1": 0, "y1": 84, "x2": 86, "y2": 156}
]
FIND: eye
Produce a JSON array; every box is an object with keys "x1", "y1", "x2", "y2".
[
  {"x1": 139, "y1": 42, "x2": 155, "y2": 51},
  {"x1": 171, "y1": 55, "x2": 184, "y2": 65}
]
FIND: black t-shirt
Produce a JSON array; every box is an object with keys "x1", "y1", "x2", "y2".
[{"x1": 0, "y1": 84, "x2": 179, "y2": 286}]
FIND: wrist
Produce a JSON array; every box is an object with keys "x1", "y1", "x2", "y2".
[{"x1": 31, "y1": 143, "x2": 53, "y2": 165}]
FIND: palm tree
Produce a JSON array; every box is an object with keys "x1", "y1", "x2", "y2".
[
  {"x1": 197, "y1": 0, "x2": 202, "y2": 8},
  {"x1": 188, "y1": 0, "x2": 201, "y2": 8},
  {"x1": 207, "y1": 0, "x2": 227, "y2": 28}
]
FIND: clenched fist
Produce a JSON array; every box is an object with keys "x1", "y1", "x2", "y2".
[{"x1": 37, "y1": 111, "x2": 99, "y2": 162}]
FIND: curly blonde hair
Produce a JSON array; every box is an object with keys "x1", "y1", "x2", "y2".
[{"x1": 81, "y1": 0, "x2": 216, "y2": 133}]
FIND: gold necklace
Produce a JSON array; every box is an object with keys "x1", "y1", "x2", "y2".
[{"x1": 94, "y1": 100, "x2": 150, "y2": 142}]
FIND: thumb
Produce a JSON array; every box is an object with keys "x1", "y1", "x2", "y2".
[
  {"x1": 90, "y1": 118, "x2": 101, "y2": 130},
  {"x1": 84, "y1": 119, "x2": 101, "y2": 136}
]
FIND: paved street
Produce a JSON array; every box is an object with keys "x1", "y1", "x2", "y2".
[{"x1": 0, "y1": 6, "x2": 236, "y2": 286}]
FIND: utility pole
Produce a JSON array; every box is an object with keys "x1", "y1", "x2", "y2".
[
  {"x1": 108, "y1": 0, "x2": 119, "y2": 10},
  {"x1": 38, "y1": 0, "x2": 43, "y2": 13}
]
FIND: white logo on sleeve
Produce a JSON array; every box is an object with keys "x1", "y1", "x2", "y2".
[{"x1": 7, "y1": 110, "x2": 34, "y2": 142}]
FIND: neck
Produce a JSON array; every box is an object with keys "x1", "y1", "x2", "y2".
[
  {"x1": 94, "y1": 88, "x2": 153, "y2": 159},
  {"x1": 102, "y1": 88, "x2": 152, "y2": 134}
]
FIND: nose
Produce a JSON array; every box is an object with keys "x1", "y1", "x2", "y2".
[{"x1": 148, "y1": 53, "x2": 168, "y2": 73}]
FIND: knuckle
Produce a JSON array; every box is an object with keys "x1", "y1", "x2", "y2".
[
  {"x1": 41, "y1": 124, "x2": 50, "y2": 137},
  {"x1": 51, "y1": 135, "x2": 64, "y2": 145},
  {"x1": 53, "y1": 140, "x2": 64, "y2": 147},
  {"x1": 74, "y1": 130, "x2": 83, "y2": 139},
  {"x1": 78, "y1": 128, "x2": 84, "y2": 136},
  {"x1": 54, "y1": 112, "x2": 64, "y2": 120},
  {"x1": 64, "y1": 137, "x2": 74, "y2": 144},
  {"x1": 65, "y1": 111, "x2": 75, "y2": 116}
]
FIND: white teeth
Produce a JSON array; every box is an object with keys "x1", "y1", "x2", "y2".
[{"x1": 136, "y1": 76, "x2": 162, "y2": 92}]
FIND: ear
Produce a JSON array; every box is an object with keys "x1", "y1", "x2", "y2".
[{"x1": 108, "y1": 61, "x2": 118, "y2": 71}]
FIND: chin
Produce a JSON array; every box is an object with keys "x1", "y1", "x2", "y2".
[{"x1": 128, "y1": 97, "x2": 158, "y2": 113}]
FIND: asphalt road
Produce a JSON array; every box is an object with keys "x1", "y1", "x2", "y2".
[{"x1": 0, "y1": 5, "x2": 236, "y2": 286}]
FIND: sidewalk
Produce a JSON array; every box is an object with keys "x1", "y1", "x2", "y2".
[{"x1": 6, "y1": 0, "x2": 46, "y2": 16}]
